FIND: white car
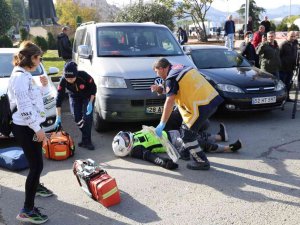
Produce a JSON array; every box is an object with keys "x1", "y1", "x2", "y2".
[{"x1": 0, "y1": 48, "x2": 59, "y2": 134}]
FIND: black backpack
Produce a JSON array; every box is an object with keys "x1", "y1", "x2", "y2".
[{"x1": 0, "y1": 93, "x2": 13, "y2": 137}]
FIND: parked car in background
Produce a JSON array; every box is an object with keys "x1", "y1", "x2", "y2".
[
  {"x1": 184, "y1": 45, "x2": 287, "y2": 111},
  {"x1": 0, "y1": 48, "x2": 59, "y2": 135}
]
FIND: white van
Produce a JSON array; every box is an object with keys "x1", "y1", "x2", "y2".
[{"x1": 73, "y1": 22, "x2": 195, "y2": 131}]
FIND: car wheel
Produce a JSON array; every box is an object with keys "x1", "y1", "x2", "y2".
[{"x1": 93, "y1": 109, "x2": 109, "y2": 132}]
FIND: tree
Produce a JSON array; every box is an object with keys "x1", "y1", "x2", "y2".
[
  {"x1": 282, "y1": 15, "x2": 300, "y2": 26},
  {"x1": 115, "y1": 3, "x2": 174, "y2": 31},
  {"x1": 6, "y1": 0, "x2": 26, "y2": 32},
  {"x1": 55, "y1": 0, "x2": 100, "y2": 28},
  {"x1": 236, "y1": 0, "x2": 265, "y2": 31},
  {"x1": 157, "y1": 0, "x2": 214, "y2": 42},
  {"x1": 270, "y1": 21, "x2": 276, "y2": 32},
  {"x1": 76, "y1": 16, "x2": 83, "y2": 27},
  {"x1": 0, "y1": 0, "x2": 13, "y2": 36}
]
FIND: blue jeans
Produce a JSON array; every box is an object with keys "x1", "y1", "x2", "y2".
[
  {"x1": 69, "y1": 96, "x2": 93, "y2": 144},
  {"x1": 225, "y1": 33, "x2": 234, "y2": 50}
]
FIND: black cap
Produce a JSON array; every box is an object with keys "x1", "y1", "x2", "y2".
[{"x1": 64, "y1": 61, "x2": 78, "y2": 78}]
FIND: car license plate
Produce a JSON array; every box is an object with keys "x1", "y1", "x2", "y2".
[
  {"x1": 252, "y1": 96, "x2": 276, "y2": 105},
  {"x1": 146, "y1": 106, "x2": 163, "y2": 114}
]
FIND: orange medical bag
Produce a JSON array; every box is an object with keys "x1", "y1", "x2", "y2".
[{"x1": 42, "y1": 130, "x2": 75, "y2": 160}]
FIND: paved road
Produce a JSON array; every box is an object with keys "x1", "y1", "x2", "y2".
[{"x1": 1, "y1": 102, "x2": 300, "y2": 225}]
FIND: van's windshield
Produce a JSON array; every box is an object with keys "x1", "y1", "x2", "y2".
[{"x1": 96, "y1": 26, "x2": 184, "y2": 57}]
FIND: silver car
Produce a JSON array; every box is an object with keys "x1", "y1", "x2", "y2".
[{"x1": 0, "y1": 48, "x2": 59, "y2": 135}]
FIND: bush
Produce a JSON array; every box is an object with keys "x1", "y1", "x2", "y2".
[
  {"x1": 33, "y1": 36, "x2": 48, "y2": 52},
  {"x1": 19, "y1": 28, "x2": 29, "y2": 41},
  {"x1": 289, "y1": 24, "x2": 299, "y2": 31},
  {"x1": 47, "y1": 32, "x2": 57, "y2": 50},
  {"x1": 0, "y1": 35, "x2": 13, "y2": 47},
  {"x1": 276, "y1": 23, "x2": 288, "y2": 32}
]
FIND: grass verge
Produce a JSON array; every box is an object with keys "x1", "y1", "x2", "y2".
[{"x1": 43, "y1": 50, "x2": 65, "y2": 79}]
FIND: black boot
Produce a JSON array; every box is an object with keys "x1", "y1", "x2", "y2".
[{"x1": 187, "y1": 150, "x2": 210, "y2": 170}]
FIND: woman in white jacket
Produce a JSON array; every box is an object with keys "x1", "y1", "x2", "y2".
[{"x1": 8, "y1": 41, "x2": 53, "y2": 224}]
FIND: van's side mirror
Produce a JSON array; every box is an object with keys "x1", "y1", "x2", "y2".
[
  {"x1": 48, "y1": 67, "x2": 59, "y2": 76},
  {"x1": 182, "y1": 46, "x2": 191, "y2": 55},
  {"x1": 78, "y1": 45, "x2": 92, "y2": 60}
]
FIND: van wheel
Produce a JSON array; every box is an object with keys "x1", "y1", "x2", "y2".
[{"x1": 93, "y1": 110, "x2": 109, "y2": 132}]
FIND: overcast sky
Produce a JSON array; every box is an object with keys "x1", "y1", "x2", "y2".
[{"x1": 106, "y1": 0, "x2": 298, "y2": 12}]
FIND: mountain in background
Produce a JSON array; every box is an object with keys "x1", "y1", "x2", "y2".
[{"x1": 205, "y1": 4, "x2": 300, "y2": 23}]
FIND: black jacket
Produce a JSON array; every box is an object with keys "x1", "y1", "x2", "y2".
[
  {"x1": 56, "y1": 71, "x2": 97, "y2": 107},
  {"x1": 279, "y1": 40, "x2": 298, "y2": 73},
  {"x1": 57, "y1": 33, "x2": 72, "y2": 60},
  {"x1": 240, "y1": 41, "x2": 257, "y2": 65},
  {"x1": 260, "y1": 20, "x2": 271, "y2": 33}
]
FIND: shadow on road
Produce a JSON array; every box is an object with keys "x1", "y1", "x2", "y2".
[{"x1": 0, "y1": 185, "x2": 160, "y2": 225}]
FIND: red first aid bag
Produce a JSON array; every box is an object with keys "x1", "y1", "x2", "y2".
[{"x1": 73, "y1": 159, "x2": 121, "y2": 207}]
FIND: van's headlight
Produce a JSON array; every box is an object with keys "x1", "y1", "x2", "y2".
[
  {"x1": 216, "y1": 84, "x2": 244, "y2": 93},
  {"x1": 275, "y1": 80, "x2": 285, "y2": 91},
  {"x1": 99, "y1": 77, "x2": 127, "y2": 88}
]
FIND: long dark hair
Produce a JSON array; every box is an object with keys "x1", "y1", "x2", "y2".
[{"x1": 13, "y1": 41, "x2": 42, "y2": 68}]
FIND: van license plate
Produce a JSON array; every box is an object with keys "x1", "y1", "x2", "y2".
[
  {"x1": 146, "y1": 106, "x2": 163, "y2": 114},
  {"x1": 252, "y1": 96, "x2": 276, "y2": 105}
]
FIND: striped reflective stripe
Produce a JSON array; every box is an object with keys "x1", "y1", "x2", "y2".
[
  {"x1": 102, "y1": 187, "x2": 118, "y2": 199},
  {"x1": 184, "y1": 140, "x2": 198, "y2": 148},
  {"x1": 55, "y1": 151, "x2": 67, "y2": 156},
  {"x1": 77, "y1": 119, "x2": 84, "y2": 128}
]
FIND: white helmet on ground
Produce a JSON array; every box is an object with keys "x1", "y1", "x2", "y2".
[{"x1": 112, "y1": 131, "x2": 134, "y2": 157}]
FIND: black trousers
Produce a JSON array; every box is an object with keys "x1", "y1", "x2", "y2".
[{"x1": 12, "y1": 124, "x2": 43, "y2": 210}]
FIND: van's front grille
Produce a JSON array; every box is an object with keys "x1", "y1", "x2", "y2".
[
  {"x1": 130, "y1": 78, "x2": 155, "y2": 90},
  {"x1": 146, "y1": 99, "x2": 165, "y2": 106}
]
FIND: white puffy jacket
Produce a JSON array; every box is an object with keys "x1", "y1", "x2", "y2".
[{"x1": 8, "y1": 66, "x2": 49, "y2": 132}]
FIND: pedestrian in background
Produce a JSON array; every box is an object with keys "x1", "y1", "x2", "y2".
[
  {"x1": 260, "y1": 16, "x2": 271, "y2": 34},
  {"x1": 279, "y1": 31, "x2": 298, "y2": 102},
  {"x1": 224, "y1": 15, "x2": 235, "y2": 50},
  {"x1": 152, "y1": 58, "x2": 223, "y2": 170},
  {"x1": 178, "y1": 27, "x2": 188, "y2": 45},
  {"x1": 57, "y1": 26, "x2": 72, "y2": 62},
  {"x1": 256, "y1": 31, "x2": 281, "y2": 78},
  {"x1": 55, "y1": 61, "x2": 97, "y2": 150},
  {"x1": 252, "y1": 25, "x2": 265, "y2": 48},
  {"x1": 8, "y1": 41, "x2": 53, "y2": 224},
  {"x1": 240, "y1": 31, "x2": 258, "y2": 67},
  {"x1": 247, "y1": 16, "x2": 253, "y2": 32}
]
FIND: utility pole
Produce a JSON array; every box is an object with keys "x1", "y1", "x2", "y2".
[
  {"x1": 244, "y1": 0, "x2": 249, "y2": 33},
  {"x1": 290, "y1": 0, "x2": 292, "y2": 18}
]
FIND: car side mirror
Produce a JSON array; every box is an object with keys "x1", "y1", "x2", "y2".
[
  {"x1": 48, "y1": 67, "x2": 59, "y2": 76},
  {"x1": 78, "y1": 45, "x2": 92, "y2": 60},
  {"x1": 182, "y1": 46, "x2": 191, "y2": 55}
]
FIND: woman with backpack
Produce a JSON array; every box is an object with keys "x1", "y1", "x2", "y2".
[{"x1": 8, "y1": 41, "x2": 53, "y2": 224}]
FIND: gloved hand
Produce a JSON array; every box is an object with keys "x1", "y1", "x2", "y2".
[
  {"x1": 86, "y1": 102, "x2": 93, "y2": 115},
  {"x1": 155, "y1": 122, "x2": 165, "y2": 137},
  {"x1": 55, "y1": 116, "x2": 61, "y2": 129}
]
